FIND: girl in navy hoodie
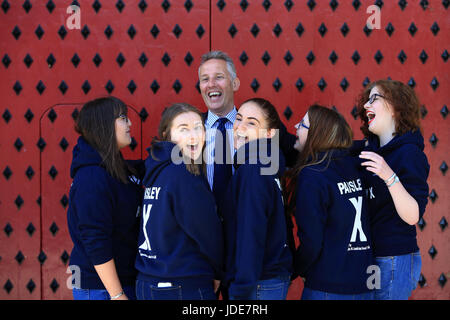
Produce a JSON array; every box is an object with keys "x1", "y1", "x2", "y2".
[
  {"x1": 356, "y1": 80, "x2": 430, "y2": 300},
  {"x1": 67, "y1": 97, "x2": 143, "y2": 300},
  {"x1": 223, "y1": 98, "x2": 293, "y2": 300},
  {"x1": 135, "y1": 103, "x2": 223, "y2": 300},
  {"x1": 285, "y1": 105, "x2": 374, "y2": 300}
]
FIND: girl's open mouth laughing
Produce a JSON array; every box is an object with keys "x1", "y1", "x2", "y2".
[
  {"x1": 187, "y1": 143, "x2": 199, "y2": 152},
  {"x1": 366, "y1": 111, "x2": 376, "y2": 125}
]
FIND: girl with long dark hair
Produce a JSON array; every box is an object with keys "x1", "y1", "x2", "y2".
[
  {"x1": 67, "y1": 96, "x2": 143, "y2": 300},
  {"x1": 223, "y1": 98, "x2": 293, "y2": 300}
]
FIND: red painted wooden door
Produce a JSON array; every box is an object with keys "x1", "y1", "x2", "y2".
[{"x1": 0, "y1": 0, "x2": 448, "y2": 299}]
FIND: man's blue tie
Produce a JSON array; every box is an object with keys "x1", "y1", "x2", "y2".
[{"x1": 212, "y1": 118, "x2": 232, "y2": 208}]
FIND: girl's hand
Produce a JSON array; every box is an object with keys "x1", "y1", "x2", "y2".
[
  {"x1": 213, "y1": 280, "x2": 221, "y2": 293},
  {"x1": 359, "y1": 151, "x2": 394, "y2": 182},
  {"x1": 114, "y1": 293, "x2": 128, "y2": 300}
]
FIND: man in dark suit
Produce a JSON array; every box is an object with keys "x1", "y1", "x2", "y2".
[
  {"x1": 198, "y1": 51, "x2": 298, "y2": 300},
  {"x1": 198, "y1": 51, "x2": 240, "y2": 201},
  {"x1": 198, "y1": 51, "x2": 297, "y2": 195}
]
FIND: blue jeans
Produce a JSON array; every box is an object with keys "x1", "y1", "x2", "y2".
[
  {"x1": 135, "y1": 279, "x2": 216, "y2": 300},
  {"x1": 374, "y1": 251, "x2": 422, "y2": 300},
  {"x1": 229, "y1": 276, "x2": 291, "y2": 300},
  {"x1": 301, "y1": 287, "x2": 374, "y2": 300},
  {"x1": 72, "y1": 285, "x2": 136, "y2": 300}
]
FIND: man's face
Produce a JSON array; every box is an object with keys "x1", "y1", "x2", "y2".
[{"x1": 199, "y1": 59, "x2": 240, "y2": 117}]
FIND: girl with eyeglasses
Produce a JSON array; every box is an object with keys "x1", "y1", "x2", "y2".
[
  {"x1": 285, "y1": 104, "x2": 374, "y2": 300},
  {"x1": 67, "y1": 97, "x2": 144, "y2": 300},
  {"x1": 355, "y1": 80, "x2": 430, "y2": 300}
]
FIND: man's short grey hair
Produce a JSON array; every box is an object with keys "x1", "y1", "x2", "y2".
[{"x1": 198, "y1": 50, "x2": 237, "y2": 80}]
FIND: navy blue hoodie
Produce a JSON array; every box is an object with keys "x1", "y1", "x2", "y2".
[
  {"x1": 362, "y1": 130, "x2": 430, "y2": 257},
  {"x1": 67, "y1": 137, "x2": 142, "y2": 289},
  {"x1": 135, "y1": 141, "x2": 223, "y2": 285},
  {"x1": 223, "y1": 138, "x2": 293, "y2": 298},
  {"x1": 295, "y1": 149, "x2": 373, "y2": 294}
]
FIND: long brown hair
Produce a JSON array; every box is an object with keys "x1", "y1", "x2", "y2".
[
  {"x1": 284, "y1": 104, "x2": 353, "y2": 215},
  {"x1": 356, "y1": 79, "x2": 422, "y2": 138},
  {"x1": 151, "y1": 103, "x2": 206, "y2": 176},
  {"x1": 75, "y1": 96, "x2": 135, "y2": 184}
]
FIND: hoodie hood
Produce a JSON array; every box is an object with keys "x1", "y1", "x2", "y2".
[
  {"x1": 142, "y1": 141, "x2": 177, "y2": 187},
  {"x1": 315, "y1": 148, "x2": 350, "y2": 162},
  {"x1": 307, "y1": 148, "x2": 359, "y2": 181},
  {"x1": 233, "y1": 138, "x2": 286, "y2": 178},
  {"x1": 70, "y1": 137, "x2": 104, "y2": 179},
  {"x1": 367, "y1": 130, "x2": 425, "y2": 154}
]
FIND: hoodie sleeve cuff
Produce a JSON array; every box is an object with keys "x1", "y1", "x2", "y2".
[{"x1": 89, "y1": 248, "x2": 113, "y2": 266}]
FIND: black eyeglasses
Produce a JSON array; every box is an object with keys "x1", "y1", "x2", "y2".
[
  {"x1": 117, "y1": 114, "x2": 129, "y2": 122},
  {"x1": 368, "y1": 93, "x2": 385, "y2": 104}
]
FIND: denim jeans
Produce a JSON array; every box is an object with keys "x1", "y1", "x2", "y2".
[
  {"x1": 135, "y1": 279, "x2": 216, "y2": 300},
  {"x1": 301, "y1": 287, "x2": 374, "y2": 300},
  {"x1": 72, "y1": 285, "x2": 136, "y2": 300},
  {"x1": 374, "y1": 251, "x2": 422, "y2": 300},
  {"x1": 229, "y1": 276, "x2": 291, "y2": 300}
]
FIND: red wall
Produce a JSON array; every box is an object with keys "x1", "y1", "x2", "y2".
[{"x1": 0, "y1": 0, "x2": 448, "y2": 299}]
